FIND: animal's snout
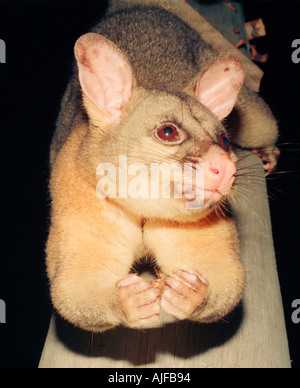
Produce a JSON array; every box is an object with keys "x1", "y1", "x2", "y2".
[
  {"x1": 202, "y1": 145, "x2": 236, "y2": 197},
  {"x1": 207, "y1": 155, "x2": 236, "y2": 193}
]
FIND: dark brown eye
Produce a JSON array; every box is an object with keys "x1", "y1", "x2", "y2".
[{"x1": 154, "y1": 124, "x2": 185, "y2": 145}]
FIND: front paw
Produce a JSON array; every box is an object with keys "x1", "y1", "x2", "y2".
[
  {"x1": 160, "y1": 269, "x2": 208, "y2": 320},
  {"x1": 253, "y1": 146, "x2": 280, "y2": 175},
  {"x1": 117, "y1": 274, "x2": 162, "y2": 328}
]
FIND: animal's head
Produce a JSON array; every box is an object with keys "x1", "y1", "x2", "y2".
[{"x1": 75, "y1": 33, "x2": 245, "y2": 221}]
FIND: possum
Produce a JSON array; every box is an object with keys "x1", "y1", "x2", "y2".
[{"x1": 46, "y1": 4, "x2": 279, "y2": 332}]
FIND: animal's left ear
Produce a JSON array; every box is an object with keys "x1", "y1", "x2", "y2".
[
  {"x1": 194, "y1": 55, "x2": 245, "y2": 121},
  {"x1": 75, "y1": 33, "x2": 134, "y2": 124}
]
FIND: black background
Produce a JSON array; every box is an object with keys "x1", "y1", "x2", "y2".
[{"x1": 0, "y1": 0, "x2": 299, "y2": 368}]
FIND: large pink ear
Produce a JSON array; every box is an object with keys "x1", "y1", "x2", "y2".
[
  {"x1": 194, "y1": 55, "x2": 245, "y2": 121},
  {"x1": 75, "y1": 33, "x2": 134, "y2": 124}
]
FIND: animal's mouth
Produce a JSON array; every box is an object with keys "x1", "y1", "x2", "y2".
[
  {"x1": 203, "y1": 189, "x2": 222, "y2": 202},
  {"x1": 203, "y1": 175, "x2": 236, "y2": 201},
  {"x1": 183, "y1": 174, "x2": 235, "y2": 210}
]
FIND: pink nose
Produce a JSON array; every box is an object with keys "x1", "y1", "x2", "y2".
[
  {"x1": 203, "y1": 146, "x2": 237, "y2": 194},
  {"x1": 207, "y1": 157, "x2": 236, "y2": 193}
]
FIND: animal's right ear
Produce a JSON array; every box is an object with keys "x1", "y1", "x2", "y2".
[
  {"x1": 75, "y1": 33, "x2": 134, "y2": 124},
  {"x1": 194, "y1": 55, "x2": 245, "y2": 121}
]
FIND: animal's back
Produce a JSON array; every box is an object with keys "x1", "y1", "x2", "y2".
[{"x1": 92, "y1": 6, "x2": 216, "y2": 91}]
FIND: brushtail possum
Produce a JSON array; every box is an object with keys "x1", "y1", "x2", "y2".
[{"x1": 47, "y1": 5, "x2": 279, "y2": 332}]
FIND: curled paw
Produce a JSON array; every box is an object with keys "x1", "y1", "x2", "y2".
[
  {"x1": 253, "y1": 146, "x2": 280, "y2": 176},
  {"x1": 160, "y1": 269, "x2": 208, "y2": 320},
  {"x1": 117, "y1": 274, "x2": 161, "y2": 328}
]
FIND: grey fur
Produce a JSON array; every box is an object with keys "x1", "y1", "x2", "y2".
[
  {"x1": 51, "y1": 4, "x2": 278, "y2": 165},
  {"x1": 92, "y1": 6, "x2": 217, "y2": 90},
  {"x1": 50, "y1": 5, "x2": 217, "y2": 163}
]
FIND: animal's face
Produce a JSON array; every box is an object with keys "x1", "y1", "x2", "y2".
[
  {"x1": 92, "y1": 89, "x2": 237, "y2": 220},
  {"x1": 75, "y1": 33, "x2": 244, "y2": 221}
]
